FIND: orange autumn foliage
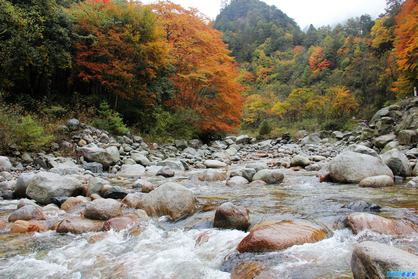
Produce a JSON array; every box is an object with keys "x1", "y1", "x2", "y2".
[
  {"x1": 150, "y1": 1, "x2": 244, "y2": 134},
  {"x1": 309, "y1": 47, "x2": 330, "y2": 71}
]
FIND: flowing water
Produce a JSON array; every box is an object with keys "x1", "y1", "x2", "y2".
[{"x1": 0, "y1": 165, "x2": 417, "y2": 279}]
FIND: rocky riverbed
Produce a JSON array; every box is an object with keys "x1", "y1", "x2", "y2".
[{"x1": 1, "y1": 98, "x2": 418, "y2": 278}]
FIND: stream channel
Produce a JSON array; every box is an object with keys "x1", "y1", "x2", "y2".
[{"x1": 0, "y1": 158, "x2": 417, "y2": 278}]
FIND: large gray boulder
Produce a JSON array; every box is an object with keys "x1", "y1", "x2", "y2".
[
  {"x1": 116, "y1": 164, "x2": 146, "y2": 177},
  {"x1": 372, "y1": 134, "x2": 397, "y2": 149},
  {"x1": 380, "y1": 149, "x2": 412, "y2": 177},
  {"x1": 252, "y1": 169, "x2": 284, "y2": 184},
  {"x1": 137, "y1": 182, "x2": 196, "y2": 220},
  {"x1": 86, "y1": 177, "x2": 108, "y2": 197},
  {"x1": 236, "y1": 135, "x2": 251, "y2": 145},
  {"x1": 344, "y1": 144, "x2": 380, "y2": 158},
  {"x1": 290, "y1": 154, "x2": 311, "y2": 167},
  {"x1": 78, "y1": 143, "x2": 119, "y2": 168},
  {"x1": 14, "y1": 173, "x2": 35, "y2": 198},
  {"x1": 130, "y1": 152, "x2": 151, "y2": 166},
  {"x1": 157, "y1": 160, "x2": 185, "y2": 171},
  {"x1": 329, "y1": 151, "x2": 393, "y2": 183},
  {"x1": 0, "y1": 156, "x2": 12, "y2": 171},
  {"x1": 26, "y1": 172, "x2": 83, "y2": 204},
  {"x1": 351, "y1": 241, "x2": 418, "y2": 279}
]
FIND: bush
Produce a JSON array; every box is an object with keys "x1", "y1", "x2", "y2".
[
  {"x1": 258, "y1": 120, "x2": 272, "y2": 136},
  {"x1": 92, "y1": 101, "x2": 129, "y2": 135}
]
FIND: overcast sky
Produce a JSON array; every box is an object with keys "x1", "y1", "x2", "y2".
[{"x1": 140, "y1": 0, "x2": 388, "y2": 29}]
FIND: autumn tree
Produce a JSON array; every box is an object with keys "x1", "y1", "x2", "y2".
[
  {"x1": 70, "y1": 0, "x2": 169, "y2": 108},
  {"x1": 392, "y1": 0, "x2": 418, "y2": 96},
  {"x1": 150, "y1": 1, "x2": 244, "y2": 135}
]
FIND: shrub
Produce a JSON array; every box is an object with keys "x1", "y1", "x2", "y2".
[
  {"x1": 92, "y1": 101, "x2": 129, "y2": 135},
  {"x1": 258, "y1": 120, "x2": 272, "y2": 136}
]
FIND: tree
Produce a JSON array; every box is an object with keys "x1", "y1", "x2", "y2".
[
  {"x1": 151, "y1": 1, "x2": 244, "y2": 134},
  {"x1": 70, "y1": 0, "x2": 169, "y2": 108},
  {"x1": 392, "y1": 0, "x2": 418, "y2": 96}
]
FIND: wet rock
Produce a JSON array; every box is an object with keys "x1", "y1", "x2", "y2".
[
  {"x1": 86, "y1": 177, "x2": 109, "y2": 197},
  {"x1": 231, "y1": 262, "x2": 267, "y2": 279},
  {"x1": 17, "y1": 199, "x2": 40, "y2": 209},
  {"x1": 405, "y1": 176, "x2": 418, "y2": 188},
  {"x1": 252, "y1": 169, "x2": 284, "y2": 185},
  {"x1": 0, "y1": 220, "x2": 8, "y2": 231},
  {"x1": 226, "y1": 176, "x2": 249, "y2": 187},
  {"x1": 290, "y1": 154, "x2": 311, "y2": 167},
  {"x1": 60, "y1": 196, "x2": 89, "y2": 211},
  {"x1": 83, "y1": 162, "x2": 103, "y2": 174},
  {"x1": 0, "y1": 156, "x2": 12, "y2": 171},
  {"x1": 248, "y1": 180, "x2": 267, "y2": 186},
  {"x1": 316, "y1": 163, "x2": 332, "y2": 182},
  {"x1": 8, "y1": 205, "x2": 46, "y2": 222},
  {"x1": 56, "y1": 217, "x2": 103, "y2": 234},
  {"x1": 358, "y1": 175, "x2": 394, "y2": 188},
  {"x1": 329, "y1": 151, "x2": 393, "y2": 183},
  {"x1": 213, "y1": 202, "x2": 250, "y2": 231},
  {"x1": 84, "y1": 199, "x2": 123, "y2": 220},
  {"x1": 103, "y1": 186, "x2": 128, "y2": 199},
  {"x1": 204, "y1": 160, "x2": 227, "y2": 168},
  {"x1": 156, "y1": 167, "x2": 175, "y2": 178},
  {"x1": 342, "y1": 201, "x2": 381, "y2": 212},
  {"x1": 121, "y1": 193, "x2": 142, "y2": 208},
  {"x1": 14, "y1": 173, "x2": 35, "y2": 198},
  {"x1": 50, "y1": 197, "x2": 68, "y2": 207},
  {"x1": 240, "y1": 168, "x2": 256, "y2": 182},
  {"x1": 344, "y1": 212, "x2": 418, "y2": 236},
  {"x1": 102, "y1": 215, "x2": 139, "y2": 232},
  {"x1": 245, "y1": 163, "x2": 268, "y2": 173},
  {"x1": 351, "y1": 241, "x2": 418, "y2": 279},
  {"x1": 137, "y1": 182, "x2": 196, "y2": 220},
  {"x1": 10, "y1": 220, "x2": 47, "y2": 234},
  {"x1": 117, "y1": 164, "x2": 146, "y2": 177},
  {"x1": 26, "y1": 172, "x2": 83, "y2": 205},
  {"x1": 236, "y1": 220, "x2": 329, "y2": 253},
  {"x1": 198, "y1": 169, "x2": 226, "y2": 182},
  {"x1": 380, "y1": 149, "x2": 412, "y2": 177}
]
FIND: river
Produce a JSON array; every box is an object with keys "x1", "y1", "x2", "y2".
[{"x1": 0, "y1": 164, "x2": 417, "y2": 278}]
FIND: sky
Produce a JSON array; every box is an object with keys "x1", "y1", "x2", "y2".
[{"x1": 140, "y1": 0, "x2": 388, "y2": 29}]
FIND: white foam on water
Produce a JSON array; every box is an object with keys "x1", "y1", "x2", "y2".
[{"x1": 0, "y1": 222, "x2": 248, "y2": 279}]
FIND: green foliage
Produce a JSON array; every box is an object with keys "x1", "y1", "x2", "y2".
[
  {"x1": 92, "y1": 101, "x2": 129, "y2": 135},
  {"x1": 12, "y1": 115, "x2": 53, "y2": 150},
  {"x1": 258, "y1": 120, "x2": 272, "y2": 136}
]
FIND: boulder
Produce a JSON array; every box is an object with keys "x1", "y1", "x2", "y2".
[
  {"x1": 380, "y1": 140, "x2": 400, "y2": 154},
  {"x1": 26, "y1": 172, "x2": 83, "y2": 204},
  {"x1": 290, "y1": 155, "x2": 311, "y2": 167},
  {"x1": 102, "y1": 215, "x2": 139, "y2": 232},
  {"x1": 84, "y1": 199, "x2": 123, "y2": 220},
  {"x1": 137, "y1": 182, "x2": 196, "y2": 220},
  {"x1": 103, "y1": 186, "x2": 128, "y2": 199},
  {"x1": 398, "y1": 129, "x2": 418, "y2": 145},
  {"x1": 86, "y1": 177, "x2": 108, "y2": 197},
  {"x1": 252, "y1": 169, "x2": 284, "y2": 185},
  {"x1": 56, "y1": 217, "x2": 103, "y2": 234},
  {"x1": 78, "y1": 143, "x2": 119, "y2": 168},
  {"x1": 213, "y1": 202, "x2": 250, "y2": 231},
  {"x1": 240, "y1": 168, "x2": 257, "y2": 182},
  {"x1": 8, "y1": 205, "x2": 46, "y2": 222},
  {"x1": 15, "y1": 173, "x2": 35, "y2": 199},
  {"x1": 380, "y1": 149, "x2": 412, "y2": 177},
  {"x1": 116, "y1": 164, "x2": 146, "y2": 177},
  {"x1": 372, "y1": 134, "x2": 397, "y2": 149},
  {"x1": 204, "y1": 160, "x2": 227, "y2": 168},
  {"x1": 121, "y1": 193, "x2": 142, "y2": 208},
  {"x1": 226, "y1": 176, "x2": 249, "y2": 187},
  {"x1": 66, "y1": 119, "x2": 80, "y2": 130},
  {"x1": 156, "y1": 167, "x2": 175, "y2": 178},
  {"x1": 342, "y1": 201, "x2": 381, "y2": 212},
  {"x1": 174, "y1": 139, "x2": 188, "y2": 150},
  {"x1": 0, "y1": 220, "x2": 8, "y2": 231},
  {"x1": 83, "y1": 162, "x2": 103, "y2": 174},
  {"x1": 10, "y1": 220, "x2": 47, "y2": 234},
  {"x1": 344, "y1": 144, "x2": 380, "y2": 158},
  {"x1": 61, "y1": 196, "x2": 89, "y2": 211},
  {"x1": 133, "y1": 179, "x2": 154, "y2": 193},
  {"x1": 351, "y1": 241, "x2": 418, "y2": 279},
  {"x1": 245, "y1": 163, "x2": 268, "y2": 173},
  {"x1": 130, "y1": 152, "x2": 151, "y2": 166},
  {"x1": 236, "y1": 220, "x2": 329, "y2": 253},
  {"x1": 198, "y1": 169, "x2": 226, "y2": 182},
  {"x1": 0, "y1": 156, "x2": 12, "y2": 171},
  {"x1": 344, "y1": 213, "x2": 418, "y2": 236},
  {"x1": 157, "y1": 160, "x2": 185, "y2": 171},
  {"x1": 316, "y1": 163, "x2": 332, "y2": 182},
  {"x1": 358, "y1": 175, "x2": 394, "y2": 188},
  {"x1": 236, "y1": 135, "x2": 251, "y2": 145},
  {"x1": 329, "y1": 151, "x2": 393, "y2": 183}
]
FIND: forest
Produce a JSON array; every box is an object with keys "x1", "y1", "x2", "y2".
[{"x1": 0, "y1": 0, "x2": 417, "y2": 153}]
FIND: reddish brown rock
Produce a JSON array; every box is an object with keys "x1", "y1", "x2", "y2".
[
  {"x1": 237, "y1": 220, "x2": 329, "y2": 253},
  {"x1": 345, "y1": 213, "x2": 418, "y2": 236},
  {"x1": 102, "y1": 215, "x2": 139, "y2": 232},
  {"x1": 0, "y1": 219, "x2": 8, "y2": 231},
  {"x1": 121, "y1": 193, "x2": 142, "y2": 208},
  {"x1": 56, "y1": 217, "x2": 103, "y2": 234},
  {"x1": 213, "y1": 202, "x2": 250, "y2": 231},
  {"x1": 61, "y1": 196, "x2": 89, "y2": 211},
  {"x1": 231, "y1": 262, "x2": 266, "y2": 279},
  {"x1": 10, "y1": 220, "x2": 47, "y2": 234}
]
